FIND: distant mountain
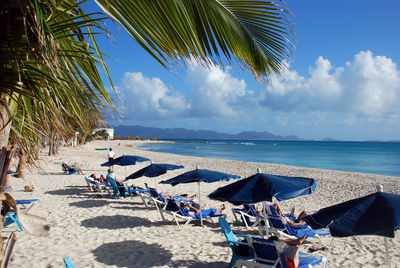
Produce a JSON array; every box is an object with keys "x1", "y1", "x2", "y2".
[{"x1": 113, "y1": 125, "x2": 302, "y2": 140}]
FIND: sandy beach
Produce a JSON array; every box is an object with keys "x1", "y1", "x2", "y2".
[{"x1": 5, "y1": 139, "x2": 400, "y2": 268}]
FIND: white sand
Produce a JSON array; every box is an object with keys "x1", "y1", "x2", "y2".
[{"x1": 5, "y1": 140, "x2": 400, "y2": 267}]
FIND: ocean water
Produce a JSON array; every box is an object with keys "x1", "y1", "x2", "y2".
[{"x1": 136, "y1": 140, "x2": 400, "y2": 177}]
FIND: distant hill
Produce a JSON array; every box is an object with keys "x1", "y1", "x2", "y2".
[{"x1": 113, "y1": 125, "x2": 302, "y2": 140}]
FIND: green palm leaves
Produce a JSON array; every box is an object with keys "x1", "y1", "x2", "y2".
[
  {"x1": 1, "y1": 0, "x2": 294, "y2": 162},
  {"x1": 1, "y1": 0, "x2": 114, "y2": 159},
  {"x1": 96, "y1": 0, "x2": 294, "y2": 81}
]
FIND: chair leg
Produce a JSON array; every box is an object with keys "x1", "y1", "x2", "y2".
[{"x1": 6, "y1": 213, "x2": 23, "y2": 232}]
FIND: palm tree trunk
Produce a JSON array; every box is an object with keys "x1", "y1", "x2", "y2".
[
  {"x1": 0, "y1": 146, "x2": 15, "y2": 190},
  {"x1": 0, "y1": 100, "x2": 12, "y2": 149},
  {"x1": 15, "y1": 150, "x2": 25, "y2": 179}
]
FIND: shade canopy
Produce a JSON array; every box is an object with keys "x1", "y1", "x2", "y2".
[
  {"x1": 126, "y1": 163, "x2": 184, "y2": 180},
  {"x1": 303, "y1": 191, "x2": 400, "y2": 238},
  {"x1": 208, "y1": 172, "x2": 317, "y2": 205},
  {"x1": 101, "y1": 155, "x2": 150, "y2": 167},
  {"x1": 160, "y1": 169, "x2": 240, "y2": 186}
]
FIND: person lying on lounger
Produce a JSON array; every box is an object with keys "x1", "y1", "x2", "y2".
[
  {"x1": 89, "y1": 173, "x2": 104, "y2": 183},
  {"x1": 183, "y1": 203, "x2": 226, "y2": 217},
  {"x1": 64, "y1": 163, "x2": 85, "y2": 175},
  {"x1": 163, "y1": 193, "x2": 197, "y2": 201},
  {"x1": 268, "y1": 234, "x2": 307, "y2": 268},
  {"x1": 273, "y1": 203, "x2": 309, "y2": 226}
]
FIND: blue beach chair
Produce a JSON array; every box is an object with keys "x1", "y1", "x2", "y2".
[
  {"x1": 219, "y1": 217, "x2": 254, "y2": 268},
  {"x1": 264, "y1": 204, "x2": 333, "y2": 247},
  {"x1": 232, "y1": 205, "x2": 260, "y2": 229},
  {"x1": 106, "y1": 177, "x2": 132, "y2": 199},
  {"x1": 236, "y1": 236, "x2": 327, "y2": 268},
  {"x1": 3, "y1": 211, "x2": 23, "y2": 231},
  {"x1": 61, "y1": 163, "x2": 79, "y2": 175},
  {"x1": 63, "y1": 257, "x2": 76, "y2": 268},
  {"x1": 3, "y1": 199, "x2": 40, "y2": 232}
]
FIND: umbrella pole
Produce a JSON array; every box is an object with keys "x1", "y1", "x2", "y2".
[
  {"x1": 262, "y1": 201, "x2": 268, "y2": 237},
  {"x1": 385, "y1": 237, "x2": 391, "y2": 268},
  {"x1": 198, "y1": 181, "x2": 203, "y2": 226}
]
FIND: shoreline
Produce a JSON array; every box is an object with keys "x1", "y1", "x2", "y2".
[
  {"x1": 6, "y1": 139, "x2": 400, "y2": 267},
  {"x1": 134, "y1": 140, "x2": 400, "y2": 179}
]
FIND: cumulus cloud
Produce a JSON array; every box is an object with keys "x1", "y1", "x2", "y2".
[
  {"x1": 117, "y1": 72, "x2": 188, "y2": 119},
  {"x1": 185, "y1": 62, "x2": 253, "y2": 117},
  {"x1": 115, "y1": 51, "x2": 400, "y2": 130},
  {"x1": 260, "y1": 51, "x2": 400, "y2": 118}
]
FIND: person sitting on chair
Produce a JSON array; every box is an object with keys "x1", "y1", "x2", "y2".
[
  {"x1": 273, "y1": 203, "x2": 309, "y2": 227},
  {"x1": 268, "y1": 234, "x2": 307, "y2": 268},
  {"x1": 106, "y1": 169, "x2": 127, "y2": 197}
]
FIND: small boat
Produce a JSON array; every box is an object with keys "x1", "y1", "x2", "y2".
[{"x1": 95, "y1": 148, "x2": 108, "y2": 151}]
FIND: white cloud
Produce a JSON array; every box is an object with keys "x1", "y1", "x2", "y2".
[
  {"x1": 185, "y1": 62, "x2": 252, "y2": 117},
  {"x1": 113, "y1": 50, "x2": 400, "y2": 136},
  {"x1": 117, "y1": 72, "x2": 188, "y2": 119},
  {"x1": 260, "y1": 51, "x2": 400, "y2": 118}
]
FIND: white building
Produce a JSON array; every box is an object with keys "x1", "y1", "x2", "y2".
[{"x1": 93, "y1": 128, "x2": 114, "y2": 140}]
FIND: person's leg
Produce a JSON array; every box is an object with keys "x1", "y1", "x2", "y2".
[
  {"x1": 77, "y1": 167, "x2": 85, "y2": 175},
  {"x1": 274, "y1": 203, "x2": 284, "y2": 217},
  {"x1": 217, "y1": 204, "x2": 226, "y2": 213}
]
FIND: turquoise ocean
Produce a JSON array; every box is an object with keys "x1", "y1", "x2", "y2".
[{"x1": 136, "y1": 140, "x2": 400, "y2": 177}]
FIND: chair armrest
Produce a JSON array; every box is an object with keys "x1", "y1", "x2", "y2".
[{"x1": 227, "y1": 240, "x2": 248, "y2": 246}]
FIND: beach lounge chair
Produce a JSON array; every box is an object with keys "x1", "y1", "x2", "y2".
[
  {"x1": 62, "y1": 163, "x2": 78, "y2": 175},
  {"x1": 84, "y1": 176, "x2": 110, "y2": 193},
  {"x1": 232, "y1": 205, "x2": 261, "y2": 229},
  {"x1": 141, "y1": 183, "x2": 167, "y2": 208},
  {"x1": 219, "y1": 217, "x2": 254, "y2": 268},
  {"x1": 15, "y1": 199, "x2": 40, "y2": 213},
  {"x1": 161, "y1": 199, "x2": 224, "y2": 227},
  {"x1": 235, "y1": 236, "x2": 327, "y2": 268},
  {"x1": 63, "y1": 257, "x2": 76, "y2": 268},
  {"x1": 3, "y1": 199, "x2": 40, "y2": 231},
  {"x1": 3, "y1": 210, "x2": 23, "y2": 232},
  {"x1": 106, "y1": 177, "x2": 132, "y2": 199},
  {"x1": 159, "y1": 199, "x2": 193, "y2": 226},
  {"x1": 264, "y1": 205, "x2": 333, "y2": 247}
]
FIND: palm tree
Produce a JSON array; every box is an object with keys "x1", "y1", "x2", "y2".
[{"x1": 0, "y1": 0, "x2": 294, "y2": 162}]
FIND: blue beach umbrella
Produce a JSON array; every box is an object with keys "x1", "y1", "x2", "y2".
[
  {"x1": 101, "y1": 155, "x2": 150, "y2": 167},
  {"x1": 126, "y1": 163, "x2": 184, "y2": 188},
  {"x1": 160, "y1": 166, "x2": 240, "y2": 225},
  {"x1": 303, "y1": 186, "x2": 400, "y2": 267},
  {"x1": 208, "y1": 169, "x2": 317, "y2": 205}
]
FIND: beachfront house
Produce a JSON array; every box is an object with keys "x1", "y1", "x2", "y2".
[{"x1": 93, "y1": 128, "x2": 114, "y2": 140}]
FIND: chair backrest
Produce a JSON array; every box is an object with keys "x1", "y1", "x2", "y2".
[
  {"x1": 178, "y1": 204, "x2": 193, "y2": 218},
  {"x1": 265, "y1": 205, "x2": 287, "y2": 229},
  {"x1": 63, "y1": 257, "x2": 76, "y2": 268},
  {"x1": 165, "y1": 199, "x2": 180, "y2": 212},
  {"x1": 61, "y1": 163, "x2": 68, "y2": 172},
  {"x1": 219, "y1": 217, "x2": 238, "y2": 243},
  {"x1": 247, "y1": 237, "x2": 285, "y2": 268},
  {"x1": 107, "y1": 177, "x2": 119, "y2": 192},
  {"x1": 249, "y1": 205, "x2": 263, "y2": 218},
  {"x1": 144, "y1": 183, "x2": 159, "y2": 198}
]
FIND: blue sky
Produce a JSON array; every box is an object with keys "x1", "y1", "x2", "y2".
[{"x1": 87, "y1": 0, "x2": 400, "y2": 141}]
